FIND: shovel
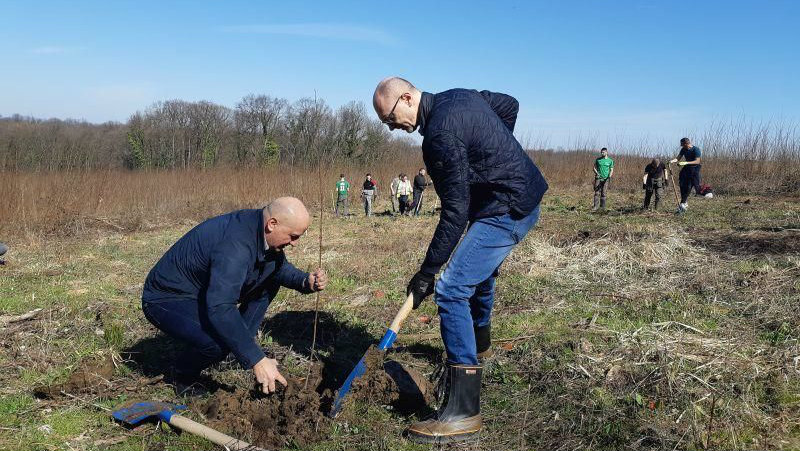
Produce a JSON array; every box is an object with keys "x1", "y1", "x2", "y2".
[
  {"x1": 112, "y1": 401, "x2": 267, "y2": 451},
  {"x1": 329, "y1": 293, "x2": 415, "y2": 417},
  {"x1": 668, "y1": 163, "x2": 680, "y2": 206}
]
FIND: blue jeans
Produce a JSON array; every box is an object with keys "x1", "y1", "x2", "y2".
[
  {"x1": 435, "y1": 206, "x2": 541, "y2": 365},
  {"x1": 142, "y1": 291, "x2": 274, "y2": 377}
]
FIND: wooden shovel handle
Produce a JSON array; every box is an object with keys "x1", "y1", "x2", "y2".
[
  {"x1": 388, "y1": 293, "x2": 416, "y2": 334},
  {"x1": 169, "y1": 414, "x2": 267, "y2": 451}
]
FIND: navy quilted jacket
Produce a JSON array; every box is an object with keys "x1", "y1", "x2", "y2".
[
  {"x1": 142, "y1": 209, "x2": 312, "y2": 368},
  {"x1": 417, "y1": 89, "x2": 548, "y2": 275}
]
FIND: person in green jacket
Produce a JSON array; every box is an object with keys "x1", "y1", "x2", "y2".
[
  {"x1": 334, "y1": 174, "x2": 350, "y2": 217},
  {"x1": 592, "y1": 147, "x2": 614, "y2": 211}
]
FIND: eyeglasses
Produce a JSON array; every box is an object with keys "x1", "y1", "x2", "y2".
[{"x1": 381, "y1": 95, "x2": 403, "y2": 125}]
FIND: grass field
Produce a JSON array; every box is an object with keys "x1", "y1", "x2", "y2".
[{"x1": 1, "y1": 188, "x2": 799, "y2": 450}]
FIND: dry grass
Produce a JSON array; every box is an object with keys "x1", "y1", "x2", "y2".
[
  {"x1": 1, "y1": 185, "x2": 799, "y2": 450},
  {"x1": 3, "y1": 154, "x2": 800, "y2": 241},
  {"x1": 0, "y1": 165, "x2": 417, "y2": 239},
  {"x1": 534, "y1": 151, "x2": 800, "y2": 196}
]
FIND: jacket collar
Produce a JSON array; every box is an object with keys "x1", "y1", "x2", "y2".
[{"x1": 417, "y1": 92, "x2": 434, "y2": 136}]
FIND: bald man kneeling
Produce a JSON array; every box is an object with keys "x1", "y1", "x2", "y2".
[{"x1": 141, "y1": 197, "x2": 328, "y2": 396}]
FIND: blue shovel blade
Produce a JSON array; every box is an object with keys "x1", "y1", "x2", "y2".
[
  {"x1": 329, "y1": 329, "x2": 397, "y2": 417},
  {"x1": 112, "y1": 401, "x2": 186, "y2": 425}
]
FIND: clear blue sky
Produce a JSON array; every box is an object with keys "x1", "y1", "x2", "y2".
[{"x1": 1, "y1": 0, "x2": 797, "y2": 147}]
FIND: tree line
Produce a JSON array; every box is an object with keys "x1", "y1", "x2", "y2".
[{"x1": 0, "y1": 95, "x2": 418, "y2": 171}]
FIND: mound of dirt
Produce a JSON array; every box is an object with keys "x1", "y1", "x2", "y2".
[
  {"x1": 347, "y1": 347, "x2": 431, "y2": 412},
  {"x1": 198, "y1": 364, "x2": 330, "y2": 450},
  {"x1": 33, "y1": 354, "x2": 114, "y2": 399},
  {"x1": 197, "y1": 349, "x2": 431, "y2": 449}
]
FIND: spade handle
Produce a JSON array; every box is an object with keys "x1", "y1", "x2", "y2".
[
  {"x1": 388, "y1": 293, "x2": 415, "y2": 334},
  {"x1": 169, "y1": 414, "x2": 267, "y2": 451}
]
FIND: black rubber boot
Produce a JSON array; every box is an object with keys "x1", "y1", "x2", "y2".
[
  {"x1": 475, "y1": 324, "x2": 492, "y2": 360},
  {"x1": 406, "y1": 364, "x2": 482, "y2": 444}
]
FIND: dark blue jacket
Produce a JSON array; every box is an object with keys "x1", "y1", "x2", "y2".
[
  {"x1": 142, "y1": 209, "x2": 311, "y2": 368},
  {"x1": 417, "y1": 89, "x2": 548, "y2": 275}
]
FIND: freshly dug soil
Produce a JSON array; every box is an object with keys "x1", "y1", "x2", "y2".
[
  {"x1": 33, "y1": 354, "x2": 114, "y2": 398},
  {"x1": 197, "y1": 348, "x2": 431, "y2": 449},
  {"x1": 347, "y1": 347, "x2": 431, "y2": 412},
  {"x1": 198, "y1": 365, "x2": 330, "y2": 450}
]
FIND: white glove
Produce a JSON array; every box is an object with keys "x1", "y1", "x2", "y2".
[{"x1": 669, "y1": 159, "x2": 678, "y2": 164}]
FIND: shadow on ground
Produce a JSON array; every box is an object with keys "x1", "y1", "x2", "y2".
[
  {"x1": 691, "y1": 229, "x2": 800, "y2": 256},
  {"x1": 122, "y1": 310, "x2": 436, "y2": 416},
  {"x1": 121, "y1": 334, "x2": 182, "y2": 379},
  {"x1": 264, "y1": 310, "x2": 400, "y2": 390}
]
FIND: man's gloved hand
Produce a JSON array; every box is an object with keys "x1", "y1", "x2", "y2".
[
  {"x1": 678, "y1": 161, "x2": 688, "y2": 166},
  {"x1": 407, "y1": 271, "x2": 435, "y2": 309}
]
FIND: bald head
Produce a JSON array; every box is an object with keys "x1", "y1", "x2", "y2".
[
  {"x1": 373, "y1": 77, "x2": 422, "y2": 133},
  {"x1": 266, "y1": 197, "x2": 309, "y2": 227},
  {"x1": 373, "y1": 77, "x2": 416, "y2": 108},
  {"x1": 263, "y1": 197, "x2": 310, "y2": 250}
]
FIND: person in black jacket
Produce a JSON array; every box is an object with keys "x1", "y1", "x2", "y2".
[
  {"x1": 373, "y1": 77, "x2": 548, "y2": 444},
  {"x1": 142, "y1": 197, "x2": 328, "y2": 396},
  {"x1": 411, "y1": 168, "x2": 432, "y2": 216}
]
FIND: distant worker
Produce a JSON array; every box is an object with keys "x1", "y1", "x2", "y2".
[
  {"x1": 592, "y1": 147, "x2": 614, "y2": 211},
  {"x1": 670, "y1": 137, "x2": 702, "y2": 214},
  {"x1": 141, "y1": 198, "x2": 328, "y2": 396},
  {"x1": 642, "y1": 158, "x2": 668, "y2": 211},
  {"x1": 0, "y1": 242, "x2": 7, "y2": 265},
  {"x1": 390, "y1": 173, "x2": 401, "y2": 215},
  {"x1": 397, "y1": 173, "x2": 413, "y2": 215},
  {"x1": 361, "y1": 173, "x2": 378, "y2": 217},
  {"x1": 334, "y1": 174, "x2": 350, "y2": 217},
  {"x1": 411, "y1": 168, "x2": 432, "y2": 216},
  {"x1": 373, "y1": 77, "x2": 548, "y2": 444}
]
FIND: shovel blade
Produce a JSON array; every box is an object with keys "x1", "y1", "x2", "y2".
[
  {"x1": 329, "y1": 329, "x2": 397, "y2": 417},
  {"x1": 112, "y1": 401, "x2": 185, "y2": 425}
]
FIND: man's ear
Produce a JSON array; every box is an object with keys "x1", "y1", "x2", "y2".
[{"x1": 265, "y1": 217, "x2": 278, "y2": 233}]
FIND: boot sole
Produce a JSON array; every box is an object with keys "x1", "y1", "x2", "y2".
[{"x1": 406, "y1": 429, "x2": 480, "y2": 444}]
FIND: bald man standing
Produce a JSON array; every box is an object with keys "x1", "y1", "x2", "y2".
[
  {"x1": 373, "y1": 78, "x2": 548, "y2": 443},
  {"x1": 141, "y1": 197, "x2": 328, "y2": 396}
]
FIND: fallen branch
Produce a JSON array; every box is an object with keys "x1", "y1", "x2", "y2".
[
  {"x1": 62, "y1": 391, "x2": 111, "y2": 412},
  {"x1": 494, "y1": 334, "x2": 538, "y2": 343},
  {"x1": 0, "y1": 308, "x2": 43, "y2": 326},
  {"x1": 654, "y1": 321, "x2": 706, "y2": 336}
]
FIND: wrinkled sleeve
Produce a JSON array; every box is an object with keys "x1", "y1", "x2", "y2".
[
  {"x1": 479, "y1": 90, "x2": 519, "y2": 132},
  {"x1": 205, "y1": 244, "x2": 265, "y2": 369},
  {"x1": 420, "y1": 131, "x2": 470, "y2": 276},
  {"x1": 273, "y1": 259, "x2": 313, "y2": 294}
]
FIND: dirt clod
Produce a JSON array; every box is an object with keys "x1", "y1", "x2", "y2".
[
  {"x1": 604, "y1": 365, "x2": 627, "y2": 389},
  {"x1": 347, "y1": 347, "x2": 431, "y2": 412}
]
